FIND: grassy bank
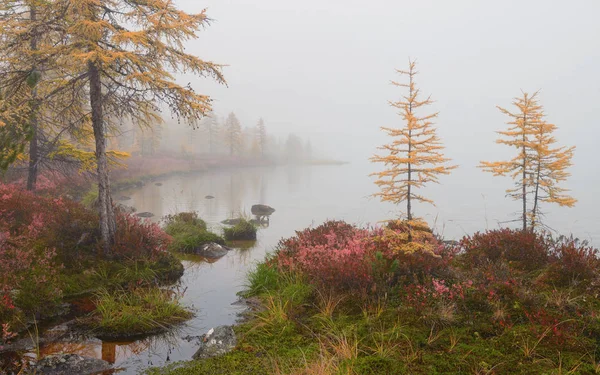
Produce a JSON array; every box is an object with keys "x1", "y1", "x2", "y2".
[
  {"x1": 0, "y1": 183, "x2": 186, "y2": 350},
  {"x1": 148, "y1": 220, "x2": 600, "y2": 374}
]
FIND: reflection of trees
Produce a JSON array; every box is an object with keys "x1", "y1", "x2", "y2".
[
  {"x1": 41, "y1": 341, "x2": 100, "y2": 359},
  {"x1": 101, "y1": 340, "x2": 150, "y2": 364}
]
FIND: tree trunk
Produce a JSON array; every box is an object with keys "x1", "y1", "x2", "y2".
[
  {"x1": 531, "y1": 158, "x2": 542, "y2": 230},
  {"x1": 26, "y1": 5, "x2": 39, "y2": 191},
  {"x1": 521, "y1": 125, "x2": 527, "y2": 232},
  {"x1": 89, "y1": 60, "x2": 116, "y2": 256}
]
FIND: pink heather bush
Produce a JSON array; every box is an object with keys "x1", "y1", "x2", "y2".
[
  {"x1": 0, "y1": 186, "x2": 63, "y2": 317},
  {"x1": 274, "y1": 220, "x2": 450, "y2": 293},
  {"x1": 276, "y1": 221, "x2": 376, "y2": 291}
]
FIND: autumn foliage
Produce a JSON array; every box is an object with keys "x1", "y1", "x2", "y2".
[
  {"x1": 480, "y1": 91, "x2": 575, "y2": 230},
  {"x1": 371, "y1": 59, "x2": 457, "y2": 220},
  {"x1": 0, "y1": 182, "x2": 173, "y2": 333}
]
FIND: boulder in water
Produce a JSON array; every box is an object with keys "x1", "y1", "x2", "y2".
[
  {"x1": 194, "y1": 243, "x2": 231, "y2": 258},
  {"x1": 192, "y1": 326, "x2": 237, "y2": 359},
  {"x1": 118, "y1": 196, "x2": 131, "y2": 201},
  {"x1": 251, "y1": 204, "x2": 275, "y2": 217},
  {"x1": 205, "y1": 195, "x2": 215, "y2": 199},
  {"x1": 155, "y1": 182, "x2": 163, "y2": 186}
]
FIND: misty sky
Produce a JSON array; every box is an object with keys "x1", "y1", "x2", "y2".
[{"x1": 172, "y1": 0, "x2": 599, "y2": 238}]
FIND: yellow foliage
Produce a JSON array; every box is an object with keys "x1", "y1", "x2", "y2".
[
  {"x1": 375, "y1": 219, "x2": 439, "y2": 257},
  {"x1": 480, "y1": 91, "x2": 575, "y2": 230},
  {"x1": 371, "y1": 59, "x2": 457, "y2": 220},
  {"x1": 50, "y1": 142, "x2": 130, "y2": 172}
]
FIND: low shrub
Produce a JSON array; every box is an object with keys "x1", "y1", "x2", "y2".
[
  {"x1": 459, "y1": 228, "x2": 549, "y2": 271},
  {"x1": 223, "y1": 218, "x2": 257, "y2": 241},
  {"x1": 544, "y1": 236, "x2": 600, "y2": 287},
  {"x1": 275, "y1": 221, "x2": 377, "y2": 292},
  {"x1": 0, "y1": 182, "x2": 182, "y2": 325},
  {"x1": 112, "y1": 213, "x2": 172, "y2": 259}
]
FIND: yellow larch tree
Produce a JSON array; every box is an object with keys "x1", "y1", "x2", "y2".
[
  {"x1": 480, "y1": 92, "x2": 541, "y2": 231},
  {"x1": 371, "y1": 59, "x2": 457, "y2": 220},
  {"x1": 529, "y1": 118, "x2": 576, "y2": 229},
  {"x1": 44, "y1": 0, "x2": 226, "y2": 254},
  {"x1": 480, "y1": 91, "x2": 574, "y2": 230}
]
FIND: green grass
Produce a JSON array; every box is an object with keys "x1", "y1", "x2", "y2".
[
  {"x1": 84, "y1": 286, "x2": 192, "y2": 337},
  {"x1": 163, "y1": 212, "x2": 225, "y2": 252},
  {"x1": 148, "y1": 258, "x2": 600, "y2": 375},
  {"x1": 223, "y1": 218, "x2": 257, "y2": 241}
]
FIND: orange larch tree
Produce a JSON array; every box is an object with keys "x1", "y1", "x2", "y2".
[
  {"x1": 480, "y1": 91, "x2": 575, "y2": 230},
  {"x1": 51, "y1": 0, "x2": 226, "y2": 254},
  {"x1": 371, "y1": 59, "x2": 457, "y2": 220}
]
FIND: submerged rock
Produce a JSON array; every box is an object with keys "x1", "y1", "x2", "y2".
[
  {"x1": 155, "y1": 182, "x2": 163, "y2": 186},
  {"x1": 192, "y1": 325, "x2": 237, "y2": 359},
  {"x1": 193, "y1": 243, "x2": 231, "y2": 259},
  {"x1": 205, "y1": 195, "x2": 215, "y2": 199},
  {"x1": 118, "y1": 196, "x2": 131, "y2": 201},
  {"x1": 27, "y1": 354, "x2": 111, "y2": 375},
  {"x1": 136, "y1": 212, "x2": 154, "y2": 218}
]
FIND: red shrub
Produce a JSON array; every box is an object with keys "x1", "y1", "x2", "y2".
[
  {"x1": 112, "y1": 213, "x2": 172, "y2": 259},
  {"x1": 459, "y1": 229, "x2": 549, "y2": 271},
  {"x1": 545, "y1": 237, "x2": 600, "y2": 286},
  {"x1": 276, "y1": 221, "x2": 376, "y2": 291}
]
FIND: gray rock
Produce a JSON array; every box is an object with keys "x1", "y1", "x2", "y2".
[
  {"x1": 155, "y1": 183, "x2": 163, "y2": 186},
  {"x1": 205, "y1": 195, "x2": 215, "y2": 199},
  {"x1": 118, "y1": 196, "x2": 131, "y2": 201},
  {"x1": 251, "y1": 204, "x2": 275, "y2": 217},
  {"x1": 192, "y1": 326, "x2": 237, "y2": 359},
  {"x1": 194, "y1": 243, "x2": 231, "y2": 259},
  {"x1": 27, "y1": 354, "x2": 111, "y2": 375},
  {"x1": 136, "y1": 212, "x2": 154, "y2": 218}
]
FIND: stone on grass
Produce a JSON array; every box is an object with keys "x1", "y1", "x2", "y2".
[{"x1": 192, "y1": 325, "x2": 237, "y2": 359}]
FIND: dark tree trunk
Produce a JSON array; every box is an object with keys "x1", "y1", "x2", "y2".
[
  {"x1": 522, "y1": 121, "x2": 527, "y2": 232},
  {"x1": 26, "y1": 5, "x2": 39, "y2": 191},
  {"x1": 89, "y1": 60, "x2": 116, "y2": 255}
]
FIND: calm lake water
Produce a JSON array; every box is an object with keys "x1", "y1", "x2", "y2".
[{"x1": 29, "y1": 162, "x2": 598, "y2": 373}]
